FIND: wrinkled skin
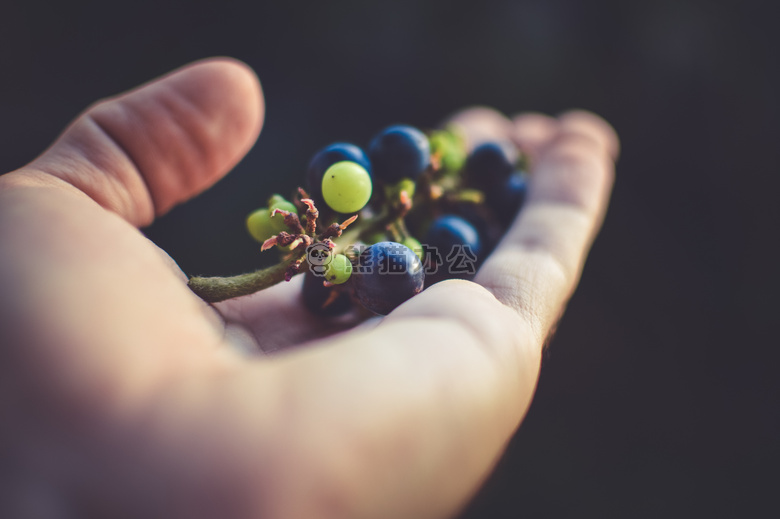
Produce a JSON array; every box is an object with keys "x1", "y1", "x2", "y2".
[{"x1": 0, "y1": 59, "x2": 618, "y2": 519}]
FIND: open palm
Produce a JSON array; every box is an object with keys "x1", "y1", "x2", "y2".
[{"x1": 0, "y1": 59, "x2": 617, "y2": 518}]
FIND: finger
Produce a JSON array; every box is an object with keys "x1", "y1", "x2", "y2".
[
  {"x1": 16, "y1": 58, "x2": 263, "y2": 226},
  {"x1": 475, "y1": 110, "x2": 618, "y2": 337},
  {"x1": 510, "y1": 111, "x2": 558, "y2": 163},
  {"x1": 558, "y1": 109, "x2": 620, "y2": 160}
]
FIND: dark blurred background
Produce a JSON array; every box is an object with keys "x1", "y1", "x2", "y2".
[{"x1": 1, "y1": 0, "x2": 777, "y2": 516}]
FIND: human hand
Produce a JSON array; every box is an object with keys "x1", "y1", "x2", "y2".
[{"x1": 0, "y1": 58, "x2": 617, "y2": 518}]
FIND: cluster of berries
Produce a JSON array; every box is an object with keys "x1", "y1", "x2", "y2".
[{"x1": 237, "y1": 116, "x2": 528, "y2": 316}]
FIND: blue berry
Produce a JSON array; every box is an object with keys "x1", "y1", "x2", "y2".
[
  {"x1": 424, "y1": 215, "x2": 483, "y2": 282},
  {"x1": 302, "y1": 271, "x2": 352, "y2": 316},
  {"x1": 487, "y1": 172, "x2": 528, "y2": 225},
  {"x1": 352, "y1": 241, "x2": 425, "y2": 315},
  {"x1": 450, "y1": 202, "x2": 501, "y2": 256},
  {"x1": 465, "y1": 141, "x2": 518, "y2": 188},
  {"x1": 306, "y1": 143, "x2": 371, "y2": 199},
  {"x1": 368, "y1": 125, "x2": 431, "y2": 183},
  {"x1": 425, "y1": 215, "x2": 482, "y2": 259}
]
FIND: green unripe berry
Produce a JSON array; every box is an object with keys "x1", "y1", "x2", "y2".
[
  {"x1": 321, "y1": 161, "x2": 373, "y2": 214},
  {"x1": 267, "y1": 195, "x2": 298, "y2": 233},
  {"x1": 396, "y1": 178, "x2": 416, "y2": 199},
  {"x1": 325, "y1": 253, "x2": 353, "y2": 284},
  {"x1": 430, "y1": 128, "x2": 467, "y2": 172},
  {"x1": 402, "y1": 236, "x2": 424, "y2": 260},
  {"x1": 268, "y1": 194, "x2": 298, "y2": 214},
  {"x1": 246, "y1": 208, "x2": 277, "y2": 243}
]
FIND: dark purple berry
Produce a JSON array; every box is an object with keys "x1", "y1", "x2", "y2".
[
  {"x1": 423, "y1": 215, "x2": 483, "y2": 283},
  {"x1": 368, "y1": 125, "x2": 430, "y2": 183},
  {"x1": 465, "y1": 140, "x2": 518, "y2": 188},
  {"x1": 425, "y1": 215, "x2": 482, "y2": 259},
  {"x1": 450, "y1": 202, "x2": 502, "y2": 257},
  {"x1": 487, "y1": 172, "x2": 528, "y2": 225},
  {"x1": 352, "y1": 242, "x2": 425, "y2": 315}
]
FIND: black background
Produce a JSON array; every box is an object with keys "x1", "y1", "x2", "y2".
[{"x1": 1, "y1": 0, "x2": 778, "y2": 517}]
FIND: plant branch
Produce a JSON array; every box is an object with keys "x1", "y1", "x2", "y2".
[{"x1": 188, "y1": 257, "x2": 307, "y2": 303}]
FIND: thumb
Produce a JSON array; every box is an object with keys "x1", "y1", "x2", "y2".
[{"x1": 20, "y1": 57, "x2": 263, "y2": 227}]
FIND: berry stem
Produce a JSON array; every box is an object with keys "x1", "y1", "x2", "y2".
[
  {"x1": 387, "y1": 221, "x2": 403, "y2": 242},
  {"x1": 188, "y1": 257, "x2": 308, "y2": 303}
]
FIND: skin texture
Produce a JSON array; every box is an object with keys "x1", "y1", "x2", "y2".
[{"x1": 0, "y1": 58, "x2": 618, "y2": 519}]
